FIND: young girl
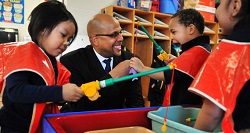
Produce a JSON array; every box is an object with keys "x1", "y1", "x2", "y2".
[
  {"x1": 130, "y1": 9, "x2": 211, "y2": 106},
  {"x1": 0, "y1": 1, "x2": 84, "y2": 133},
  {"x1": 188, "y1": 0, "x2": 250, "y2": 132}
]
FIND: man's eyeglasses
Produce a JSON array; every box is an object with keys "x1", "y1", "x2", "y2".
[{"x1": 95, "y1": 30, "x2": 122, "y2": 38}]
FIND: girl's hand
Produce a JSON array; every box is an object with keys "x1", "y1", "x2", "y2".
[
  {"x1": 164, "y1": 54, "x2": 177, "y2": 64},
  {"x1": 129, "y1": 57, "x2": 146, "y2": 72},
  {"x1": 62, "y1": 83, "x2": 84, "y2": 102}
]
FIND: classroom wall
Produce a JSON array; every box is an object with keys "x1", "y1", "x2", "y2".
[
  {"x1": 0, "y1": 0, "x2": 41, "y2": 42},
  {"x1": 65, "y1": 0, "x2": 117, "y2": 35},
  {"x1": 61, "y1": 0, "x2": 117, "y2": 55},
  {"x1": 0, "y1": 0, "x2": 117, "y2": 42}
]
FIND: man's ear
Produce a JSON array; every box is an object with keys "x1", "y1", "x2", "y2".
[
  {"x1": 231, "y1": 0, "x2": 241, "y2": 17},
  {"x1": 188, "y1": 24, "x2": 195, "y2": 35},
  {"x1": 91, "y1": 35, "x2": 99, "y2": 46}
]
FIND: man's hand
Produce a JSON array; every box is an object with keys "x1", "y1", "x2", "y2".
[
  {"x1": 109, "y1": 60, "x2": 130, "y2": 79},
  {"x1": 129, "y1": 57, "x2": 146, "y2": 72}
]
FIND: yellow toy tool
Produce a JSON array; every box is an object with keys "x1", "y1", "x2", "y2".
[{"x1": 80, "y1": 80, "x2": 100, "y2": 101}]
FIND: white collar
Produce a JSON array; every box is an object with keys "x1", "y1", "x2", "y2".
[
  {"x1": 93, "y1": 48, "x2": 113, "y2": 70},
  {"x1": 93, "y1": 48, "x2": 113, "y2": 61}
]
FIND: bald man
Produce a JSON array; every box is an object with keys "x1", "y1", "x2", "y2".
[{"x1": 60, "y1": 13, "x2": 144, "y2": 112}]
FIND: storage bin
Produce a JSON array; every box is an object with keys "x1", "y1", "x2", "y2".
[
  {"x1": 151, "y1": 0, "x2": 159, "y2": 12},
  {"x1": 159, "y1": 0, "x2": 179, "y2": 14},
  {"x1": 42, "y1": 107, "x2": 159, "y2": 133},
  {"x1": 117, "y1": 0, "x2": 136, "y2": 8},
  {"x1": 136, "y1": 0, "x2": 152, "y2": 11},
  {"x1": 147, "y1": 106, "x2": 223, "y2": 133}
]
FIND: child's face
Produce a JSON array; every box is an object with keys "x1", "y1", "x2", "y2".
[
  {"x1": 169, "y1": 17, "x2": 190, "y2": 45},
  {"x1": 39, "y1": 20, "x2": 76, "y2": 57},
  {"x1": 216, "y1": 0, "x2": 239, "y2": 35}
]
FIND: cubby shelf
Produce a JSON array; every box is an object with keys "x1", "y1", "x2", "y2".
[{"x1": 217, "y1": 24, "x2": 228, "y2": 44}]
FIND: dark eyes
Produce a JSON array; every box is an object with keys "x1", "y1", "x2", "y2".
[
  {"x1": 61, "y1": 33, "x2": 66, "y2": 37},
  {"x1": 171, "y1": 31, "x2": 176, "y2": 34},
  {"x1": 95, "y1": 30, "x2": 122, "y2": 38},
  {"x1": 110, "y1": 31, "x2": 122, "y2": 38},
  {"x1": 61, "y1": 33, "x2": 73, "y2": 44}
]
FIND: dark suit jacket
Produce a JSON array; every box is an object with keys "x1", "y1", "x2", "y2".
[{"x1": 60, "y1": 45, "x2": 144, "y2": 112}]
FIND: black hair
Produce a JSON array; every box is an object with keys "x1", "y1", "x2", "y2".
[
  {"x1": 28, "y1": 1, "x2": 78, "y2": 45},
  {"x1": 171, "y1": 8, "x2": 205, "y2": 34}
]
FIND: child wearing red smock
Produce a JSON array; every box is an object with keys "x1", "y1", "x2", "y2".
[
  {"x1": 0, "y1": 1, "x2": 83, "y2": 133},
  {"x1": 189, "y1": 0, "x2": 250, "y2": 132}
]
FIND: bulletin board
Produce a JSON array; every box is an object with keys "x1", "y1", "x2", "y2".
[{"x1": 0, "y1": 0, "x2": 24, "y2": 24}]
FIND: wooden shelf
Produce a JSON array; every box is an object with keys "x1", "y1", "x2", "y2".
[
  {"x1": 217, "y1": 24, "x2": 228, "y2": 46},
  {"x1": 154, "y1": 25, "x2": 169, "y2": 28}
]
